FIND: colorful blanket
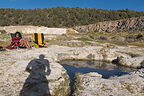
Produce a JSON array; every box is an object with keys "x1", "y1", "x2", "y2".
[
  {"x1": 6, "y1": 37, "x2": 21, "y2": 49},
  {"x1": 32, "y1": 33, "x2": 47, "y2": 48}
]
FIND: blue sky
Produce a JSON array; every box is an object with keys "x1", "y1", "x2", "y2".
[{"x1": 0, "y1": 0, "x2": 143, "y2": 11}]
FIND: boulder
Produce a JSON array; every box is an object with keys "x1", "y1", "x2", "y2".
[{"x1": 118, "y1": 56, "x2": 144, "y2": 68}]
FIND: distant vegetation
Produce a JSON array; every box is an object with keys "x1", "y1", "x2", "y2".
[{"x1": 0, "y1": 7, "x2": 144, "y2": 27}]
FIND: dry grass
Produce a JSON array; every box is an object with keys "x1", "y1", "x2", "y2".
[
  {"x1": 1, "y1": 31, "x2": 144, "y2": 48},
  {"x1": 0, "y1": 41, "x2": 11, "y2": 48}
]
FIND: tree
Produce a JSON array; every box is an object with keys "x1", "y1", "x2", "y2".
[{"x1": 0, "y1": 7, "x2": 143, "y2": 27}]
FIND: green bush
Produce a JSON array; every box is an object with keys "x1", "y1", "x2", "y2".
[{"x1": 0, "y1": 8, "x2": 143, "y2": 27}]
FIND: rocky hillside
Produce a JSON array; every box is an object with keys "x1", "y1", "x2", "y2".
[{"x1": 73, "y1": 16, "x2": 144, "y2": 33}]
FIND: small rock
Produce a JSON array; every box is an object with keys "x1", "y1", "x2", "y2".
[{"x1": 86, "y1": 72, "x2": 102, "y2": 78}]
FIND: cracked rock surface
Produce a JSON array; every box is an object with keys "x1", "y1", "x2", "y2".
[
  {"x1": 0, "y1": 44, "x2": 144, "y2": 96},
  {"x1": 74, "y1": 69, "x2": 144, "y2": 96}
]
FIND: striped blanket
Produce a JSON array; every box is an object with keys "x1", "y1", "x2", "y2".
[
  {"x1": 6, "y1": 37, "x2": 21, "y2": 49},
  {"x1": 32, "y1": 33, "x2": 47, "y2": 48}
]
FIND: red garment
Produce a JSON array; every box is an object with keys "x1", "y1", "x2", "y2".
[{"x1": 6, "y1": 37, "x2": 22, "y2": 49}]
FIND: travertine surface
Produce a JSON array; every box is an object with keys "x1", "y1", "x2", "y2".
[
  {"x1": 0, "y1": 26, "x2": 77, "y2": 35},
  {"x1": 74, "y1": 69, "x2": 144, "y2": 96},
  {"x1": 0, "y1": 44, "x2": 144, "y2": 96}
]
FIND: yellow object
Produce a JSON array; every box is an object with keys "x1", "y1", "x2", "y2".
[{"x1": 32, "y1": 33, "x2": 47, "y2": 48}]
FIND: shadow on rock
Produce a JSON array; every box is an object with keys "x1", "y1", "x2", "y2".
[{"x1": 19, "y1": 54, "x2": 51, "y2": 96}]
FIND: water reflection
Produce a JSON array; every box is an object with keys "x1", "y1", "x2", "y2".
[
  {"x1": 60, "y1": 60, "x2": 137, "y2": 72},
  {"x1": 60, "y1": 60, "x2": 138, "y2": 96}
]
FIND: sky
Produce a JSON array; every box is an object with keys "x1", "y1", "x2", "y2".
[{"x1": 0, "y1": 0, "x2": 143, "y2": 11}]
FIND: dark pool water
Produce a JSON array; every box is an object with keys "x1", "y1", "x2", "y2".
[{"x1": 59, "y1": 60, "x2": 137, "y2": 96}]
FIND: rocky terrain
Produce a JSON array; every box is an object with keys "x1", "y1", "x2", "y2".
[
  {"x1": 0, "y1": 26, "x2": 77, "y2": 35},
  {"x1": 74, "y1": 69, "x2": 144, "y2": 96},
  {"x1": 0, "y1": 47, "x2": 70, "y2": 96},
  {"x1": 0, "y1": 43, "x2": 144, "y2": 96},
  {"x1": 73, "y1": 16, "x2": 144, "y2": 33},
  {"x1": 0, "y1": 18, "x2": 144, "y2": 95}
]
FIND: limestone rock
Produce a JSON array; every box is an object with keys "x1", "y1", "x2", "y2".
[
  {"x1": 57, "y1": 46, "x2": 122, "y2": 62},
  {"x1": 84, "y1": 72, "x2": 102, "y2": 78},
  {"x1": 74, "y1": 69, "x2": 144, "y2": 96},
  {"x1": 73, "y1": 16, "x2": 144, "y2": 33},
  {"x1": 118, "y1": 56, "x2": 144, "y2": 68},
  {"x1": 0, "y1": 44, "x2": 144, "y2": 95},
  {"x1": 0, "y1": 26, "x2": 77, "y2": 35},
  {"x1": 57, "y1": 44, "x2": 144, "y2": 68},
  {"x1": 0, "y1": 47, "x2": 70, "y2": 96}
]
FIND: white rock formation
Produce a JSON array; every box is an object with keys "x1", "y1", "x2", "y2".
[
  {"x1": 0, "y1": 44, "x2": 144, "y2": 95},
  {"x1": 118, "y1": 56, "x2": 144, "y2": 68},
  {"x1": 0, "y1": 26, "x2": 78, "y2": 35},
  {"x1": 57, "y1": 46, "x2": 124, "y2": 62},
  {"x1": 74, "y1": 69, "x2": 144, "y2": 96},
  {"x1": 0, "y1": 46, "x2": 70, "y2": 96}
]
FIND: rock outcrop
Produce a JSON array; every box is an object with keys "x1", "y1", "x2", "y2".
[
  {"x1": 57, "y1": 44, "x2": 144, "y2": 68},
  {"x1": 118, "y1": 56, "x2": 144, "y2": 68},
  {"x1": 0, "y1": 26, "x2": 78, "y2": 35},
  {"x1": 57, "y1": 46, "x2": 123, "y2": 62},
  {"x1": 74, "y1": 69, "x2": 144, "y2": 96},
  {"x1": 73, "y1": 16, "x2": 144, "y2": 33}
]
